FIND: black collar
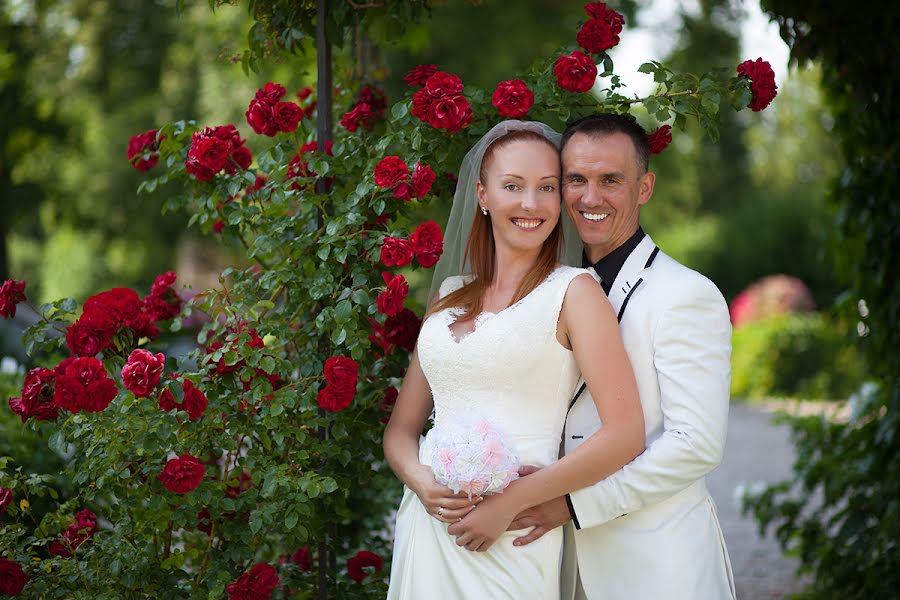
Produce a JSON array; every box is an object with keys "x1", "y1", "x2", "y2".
[{"x1": 582, "y1": 227, "x2": 646, "y2": 292}]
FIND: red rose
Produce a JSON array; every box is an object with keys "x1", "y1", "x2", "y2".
[
  {"x1": 316, "y1": 384, "x2": 354, "y2": 412},
  {"x1": 126, "y1": 129, "x2": 161, "y2": 172},
  {"x1": 159, "y1": 378, "x2": 208, "y2": 420},
  {"x1": 121, "y1": 349, "x2": 165, "y2": 398},
  {"x1": 404, "y1": 64, "x2": 438, "y2": 88},
  {"x1": 186, "y1": 134, "x2": 230, "y2": 180},
  {"x1": 367, "y1": 320, "x2": 391, "y2": 355},
  {"x1": 647, "y1": 125, "x2": 673, "y2": 154},
  {"x1": 340, "y1": 102, "x2": 376, "y2": 133},
  {"x1": 376, "y1": 272, "x2": 409, "y2": 317},
  {"x1": 324, "y1": 355, "x2": 359, "y2": 391},
  {"x1": 380, "y1": 386, "x2": 399, "y2": 423},
  {"x1": 50, "y1": 508, "x2": 98, "y2": 558},
  {"x1": 286, "y1": 140, "x2": 334, "y2": 188},
  {"x1": 296, "y1": 87, "x2": 317, "y2": 118},
  {"x1": 83, "y1": 288, "x2": 147, "y2": 332},
  {"x1": 0, "y1": 279, "x2": 26, "y2": 319},
  {"x1": 227, "y1": 563, "x2": 280, "y2": 600},
  {"x1": 0, "y1": 558, "x2": 28, "y2": 596},
  {"x1": 492, "y1": 79, "x2": 535, "y2": 118},
  {"x1": 197, "y1": 509, "x2": 213, "y2": 535},
  {"x1": 144, "y1": 271, "x2": 182, "y2": 321},
  {"x1": 213, "y1": 219, "x2": 225, "y2": 234},
  {"x1": 159, "y1": 454, "x2": 205, "y2": 494},
  {"x1": 64, "y1": 317, "x2": 108, "y2": 357},
  {"x1": 54, "y1": 357, "x2": 117, "y2": 414},
  {"x1": 410, "y1": 221, "x2": 444, "y2": 268},
  {"x1": 383, "y1": 308, "x2": 422, "y2": 352},
  {"x1": 0, "y1": 487, "x2": 12, "y2": 513},
  {"x1": 359, "y1": 85, "x2": 387, "y2": 116},
  {"x1": 411, "y1": 72, "x2": 472, "y2": 133},
  {"x1": 347, "y1": 550, "x2": 383, "y2": 583},
  {"x1": 231, "y1": 145, "x2": 253, "y2": 171},
  {"x1": 554, "y1": 51, "x2": 598, "y2": 93},
  {"x1": 737, "y1": 58, "x2": 778, "y2": 112},
  {"x1": 273, "y1": 101, "x2": 303, "y2": 132},
  {"x1": 290, "y1": 547, "x2": 312, "y2": 572},
  {"x1": 374, "y1": 156, "x2": 409, "y2": 193},
  {"x1": 246, "y1": 82, "x2": 290, "y2": 136},
  {"x1": 411, "y1": 162, "x2": 437, "y2": 199},
  {"x1": 576, "y1": 3, "x2": 625, "y2": 54},
  {"x1": 380, "y1": 237, "x2": 414, "y2": 267},
  {"x1": 11, "y1": 367, "x2": 59, "y2": 422}
]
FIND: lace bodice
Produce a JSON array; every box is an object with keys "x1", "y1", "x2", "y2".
[{"x1": 417, "y1": 265, "x2": 595, "y2": 467}]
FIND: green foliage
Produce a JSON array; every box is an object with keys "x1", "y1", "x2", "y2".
[
  {"x1": 730, "y1": 313, "x2": 864, "y2": 400},
  {"x1": 741, "y1": 2, "x2": 900, "y2": 597}
]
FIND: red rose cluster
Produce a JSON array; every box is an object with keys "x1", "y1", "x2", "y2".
[
  {"x1": 554, "y1": 51, "x2": 598, "y2": 93},
  {"x1": 404, "y1": 64, "x2": 438, "y2": 88},
  {"x1": 491, "y1": 79, "x2": 534, "y2": 118},
  {"x1": 380, "y1": 221, "x2": 443, "y2": 269},
  {"x1": 246, "y1": 82, "x2": 304, "y2": 137},
  {"x1": 373, "y1": 156, "x2": 436, "y2": 201},
  {"x1": 411, "y1": 71, "x2": 473, "y2": 133},
  {"x1": 126, "y1": 128, "x2": 162, "y2": 172},
  {"x1": 286, "y1": 140, "x2": 334, "y2": 189},
  {"x1": 121, "y1": 349, "x2": 165, "y2": 398},
  {"x1": 647, "y1": 125, "x2": 673, "y2": 155},
  {"x1": 577, "y1": 2, "x2": 625, "y2": 54},
  {"x1": 341, "y1": 84, "x2": 387, "y2": 132},
  {"x1": 7, "y1": 367, "x2": 58, "y2": 422},
  {"x1": 0, "y1": 278, "x2": 26, "y2": 319},
  {"x1": 158, "y1": 376, "x2": 208, "y2": 420},
  {"x1": 0, "y1": 558, "x2": 27, "y2": 596},
  {"x1": 66, "y1": 287, "x2": 159, "y2": 358},
  {"x1": 227, "y1": 563, "x2": 280, "y2": 600},
  {"x1": 376, "y1": 272, "x2": 409, "y2": 318},
  {"x1": 185, "y1": 124, "x2": 252, "y2": 182},
  {"x1": 736, "y1": 58, "x2": 778, "y2": 112},
  {"x1": 317, "y1": 355, "x2": 359, "y2": 412},
  {"x1": 290, "y1": 546, "x2": 312, "y2": 572},
  {"x1": 158, "y1": 454, "x2": 205, "y2": 494},
  {"x1": 369, "y1": 308, "x2": 422, "y2": 355},
  {"x1": 144, "y1": 271, "x2": 182, "y2": 321},
  {"x1": 347, "y1": 550, "x2": 383, "y2": 583},
  {"x1": 49, "y1": 508, "x2": 98, "y2": 558}
]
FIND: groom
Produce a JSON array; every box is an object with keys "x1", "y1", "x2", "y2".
[{"x1": 511, "y1": 114, "x2": 735, "y2": 599}]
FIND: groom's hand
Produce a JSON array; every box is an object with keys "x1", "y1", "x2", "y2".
[{"x1": 509, "y1": 496, "x2": 571, "y2": 546}]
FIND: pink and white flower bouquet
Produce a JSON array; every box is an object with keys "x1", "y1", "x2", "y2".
[{"x1": 428, "y1": 415, "x2": 520, "y2": 498}]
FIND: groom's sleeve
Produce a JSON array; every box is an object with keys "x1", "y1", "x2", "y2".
[{"x1": 567, "y1": 278, "x2": 732, "y2": 530}]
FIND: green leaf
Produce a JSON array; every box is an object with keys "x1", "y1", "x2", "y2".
[
  {"x1": 285, "y1": 511, "x2": 299, "y2": 530},
  {"x1": 391, "y1": 101, "x2": 409, "y2": 120},
  {"x1": 637, "y1": 62, "x2": 655, "y2": 74},
  {"x1": 335, "y1": 299, "x2": 353, "y2": 324}
]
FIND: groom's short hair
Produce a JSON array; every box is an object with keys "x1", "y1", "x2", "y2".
[{"x1": 561, "y1": 114, "x2": 651, "y2": 174}]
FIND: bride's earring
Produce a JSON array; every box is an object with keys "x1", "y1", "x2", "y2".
[{"x1": 481, "y1": 206, "x2": 488, "y2": 216}]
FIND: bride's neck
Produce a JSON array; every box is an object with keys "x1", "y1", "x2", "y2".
[{"x1": 490, "y1": 247, "x2": 542, "y2": 292}]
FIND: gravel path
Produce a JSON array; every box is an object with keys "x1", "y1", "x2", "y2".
[{"x1": 707, "y1": 402, "x2": 810, "y2": 599}]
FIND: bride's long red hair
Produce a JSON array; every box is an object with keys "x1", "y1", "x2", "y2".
[{"x1": 429, "y1": 131, "x2": 562, "y2": 322}]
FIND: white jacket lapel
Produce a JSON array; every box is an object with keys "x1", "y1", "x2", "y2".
[{"x1": 606, "y1": 235, "x2": 658, "y2": 318}]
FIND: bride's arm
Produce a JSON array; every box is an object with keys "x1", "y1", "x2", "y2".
[
  {"x1": 383, "y1": 348, "x2": 480, "y2": 523},
  {"x1": 448, "y1": 272, "x2": 644, "y2": 550}
]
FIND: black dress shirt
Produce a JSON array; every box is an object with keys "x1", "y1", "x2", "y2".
[{"x1": 582, "y1": 227, "x2": 646, "y2": 295}]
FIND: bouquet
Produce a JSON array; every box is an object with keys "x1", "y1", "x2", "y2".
[{"x1": 428, "y1": 415, "x2": 520, "y2": 498}]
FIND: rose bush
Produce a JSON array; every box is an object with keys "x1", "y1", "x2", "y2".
[{"x1": 0, "y1": 2, "x2": 775, "y2": 597}]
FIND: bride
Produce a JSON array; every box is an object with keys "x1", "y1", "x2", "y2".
[{"x1": 383, "y1": 120, "x2": 644, "y2": 599}]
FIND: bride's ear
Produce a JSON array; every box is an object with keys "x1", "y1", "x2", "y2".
[{"x1": 476, "y1": 180, "x2": 487, "y2": 208}]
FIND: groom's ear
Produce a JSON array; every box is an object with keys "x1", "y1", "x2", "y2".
[{"x1": 637, "y1": 171, "x2": 656, "y2": 206}]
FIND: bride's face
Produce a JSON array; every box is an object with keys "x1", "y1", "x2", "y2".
[{"x1": 476, "y1": 139, "x2": 561, "y2": 255}]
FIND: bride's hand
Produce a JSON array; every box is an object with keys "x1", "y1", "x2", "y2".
[
  {"x1": 447, "y1": 493, "x2": 516, "y2": 552},
  {"x1": 410, "y1": 465, "x2": 481, "y2": 523}
]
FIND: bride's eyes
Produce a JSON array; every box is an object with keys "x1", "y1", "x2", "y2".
[
  {"x1": 503, "y1": 183, "x2": 520, "y2": 191},
  {"x1": 540, "y1": 184, "x2": 556, "y2": 192}
]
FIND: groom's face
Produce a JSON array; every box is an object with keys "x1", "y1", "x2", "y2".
[{"x1": 562, "y1": 132, "x2": 655, "y2": 264}]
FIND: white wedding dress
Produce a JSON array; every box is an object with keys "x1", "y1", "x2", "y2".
[{"x1": 387, "y1": 265, "x2": 593, "y2": 599}]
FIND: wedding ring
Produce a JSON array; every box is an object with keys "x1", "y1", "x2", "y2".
[{"x1": 438, "y1": 506, "x2": 445, "y2": 517}]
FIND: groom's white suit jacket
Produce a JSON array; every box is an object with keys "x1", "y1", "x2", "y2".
[{"x1": 562, "y1": 235, "x2": 736, "y2": 600}]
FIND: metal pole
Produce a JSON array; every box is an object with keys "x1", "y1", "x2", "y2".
[{"x1": 315, "y1": 2, "x2": 332, "y2": 598}]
